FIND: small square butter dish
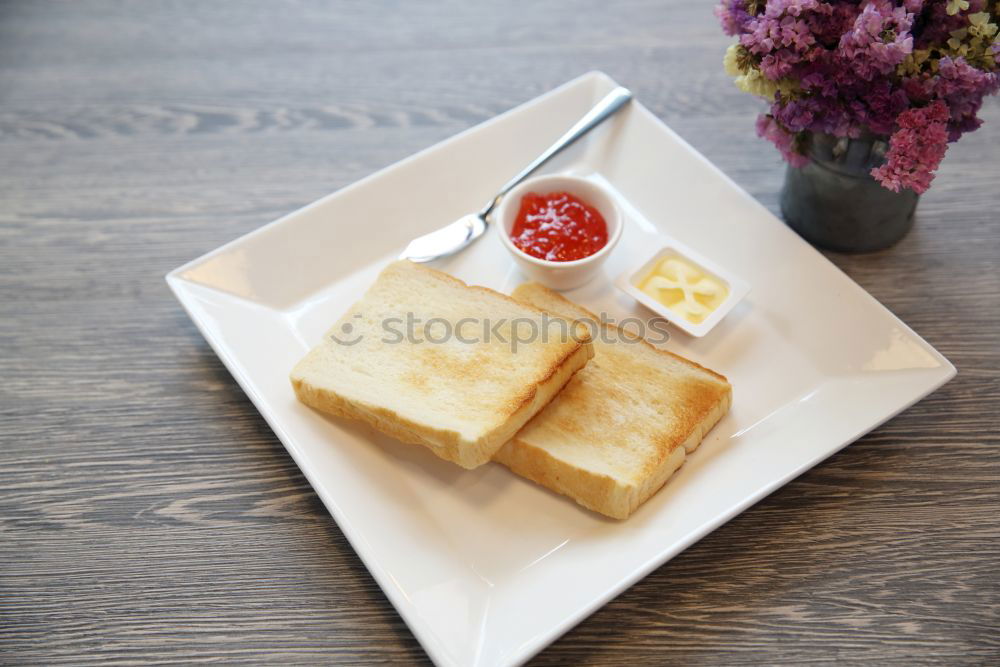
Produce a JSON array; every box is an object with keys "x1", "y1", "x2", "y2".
[{"x1": 616, "y1": 242, "x2": 750, "y2": 338}]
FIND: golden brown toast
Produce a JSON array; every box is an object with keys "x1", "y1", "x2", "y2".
[
  {"x1": 494, "y1": 282, "x2": 732, "y2": 518},
  {"x1": 290, "y1": 261, "x2": 594, "y2": 469}
]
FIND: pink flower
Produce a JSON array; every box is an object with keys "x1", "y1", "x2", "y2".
[
  {"x1": 871, "y1": 101, "x2": 951, "y2": 194},
  {"x1": 756, "y1": 114, "x2": 810, "y2": 167}
]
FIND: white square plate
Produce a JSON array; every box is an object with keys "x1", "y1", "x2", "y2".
[{"x1": 167, "y1": 72, "x2": 955, "y2": 667}]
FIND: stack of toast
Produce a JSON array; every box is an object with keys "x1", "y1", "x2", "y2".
[{"x1": 291, "y1": 260, "x2": 731, "y2": 519}]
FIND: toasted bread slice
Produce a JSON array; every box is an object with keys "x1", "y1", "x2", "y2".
[
  {"x1": 290, "y1": 261, "x2": 594, "y2": 469},
  {"x1": 494, "y1": 283, "x2": 732, "y2": 519}
]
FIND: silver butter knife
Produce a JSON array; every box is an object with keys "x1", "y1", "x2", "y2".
[{"x1": 399, "y1": 86, "x2": 633, "y2": 263}]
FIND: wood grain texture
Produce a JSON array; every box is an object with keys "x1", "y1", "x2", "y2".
[{"x1": 1, "y1": 0, "x2": 998, "y2": 664}]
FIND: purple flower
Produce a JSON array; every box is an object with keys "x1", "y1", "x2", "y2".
[
  {"x1": 715, "y1": 0, "x2": 752, "y2": 36},
  {"x1": 836, "y1": 2, "x2": 913, "y2": 82},
  {"x1": 756, "y1": 114, "x2": 810, "y2": 167},
  {"x1": 714, "y1": 0, "x2": 1000, "y2": 192}
]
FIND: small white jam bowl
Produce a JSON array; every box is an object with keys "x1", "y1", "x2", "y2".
[{"x1": 495, "y1": 174, "x2": 623, "y2": 291}]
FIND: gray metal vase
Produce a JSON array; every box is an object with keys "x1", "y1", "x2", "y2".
[{"x1": 780, "y1": 132, "x2": 918, "y2": 253}]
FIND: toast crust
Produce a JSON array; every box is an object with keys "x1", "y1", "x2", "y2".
[
  {"x1": 495, "y1": 392, "x2": 731, "y2": 519},
  {"x1": 292, "y1": 341, "x2": 593, "y2": 468}
]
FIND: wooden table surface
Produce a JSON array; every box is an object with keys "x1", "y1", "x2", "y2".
[{"x1": 2, "y1": 1, "x2": 998, "y2": 664}]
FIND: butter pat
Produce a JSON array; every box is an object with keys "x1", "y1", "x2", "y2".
[
  {"x1": 617, "y1": 242, "x2": 750, "y2": 338},
  {"x1": 639, "y1": 258, "x2": 729, "y2": 324}
]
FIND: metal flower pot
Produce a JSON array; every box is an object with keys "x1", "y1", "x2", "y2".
[{"x1": 780, "y1": 132, "x2": 918, "y2": 253}]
